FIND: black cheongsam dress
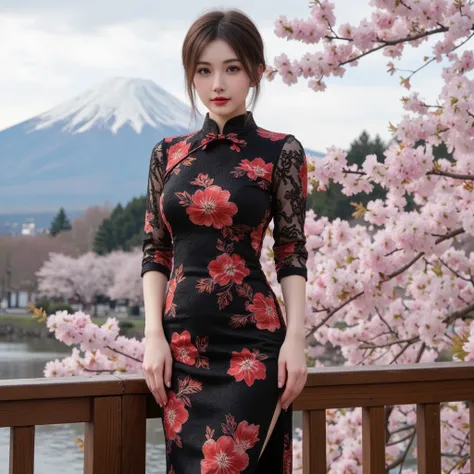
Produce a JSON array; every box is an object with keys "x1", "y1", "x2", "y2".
[{"x1": 141, "y1": 110, "x2": 308, "y2": 474}]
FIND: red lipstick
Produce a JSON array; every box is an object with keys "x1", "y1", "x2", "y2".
[{"x1": 212, "y1": 97, "x2": 230, "y2": 106}]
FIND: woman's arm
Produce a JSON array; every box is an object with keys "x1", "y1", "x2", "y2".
[
  {"x1": 271, "y1": 134, "x2": 309, "y2": 409},
  {"x1": 279, "y1": 273, "x2": 307, "y2": 410},
  {"x1": 143, "y1": 271, "x2": 168, "y2": 337},
  {"x1": 141, "y1": 140, "x2": 174, "y2": 407},
  {"x1": 280, "y1": 274, "x2": 306, "y2": 338}
]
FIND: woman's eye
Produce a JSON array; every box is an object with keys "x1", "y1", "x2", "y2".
[{"x1": 196, "y1": 66, "x2": 240, "y2": 75}]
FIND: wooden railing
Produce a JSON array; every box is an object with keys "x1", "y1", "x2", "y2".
[{"x1": 2, "y1": 361, "x2": 474, "y2": 473}]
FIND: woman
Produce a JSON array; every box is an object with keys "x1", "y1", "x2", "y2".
[{"x1": 141, "y1": 8, "x2": 308, "y2": 474}]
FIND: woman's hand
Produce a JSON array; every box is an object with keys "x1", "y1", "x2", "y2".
[
  {"x1": 142, "y1": 332, "x2": 173, "y2": 408},
  {"x1": 278, "y1": 332, "x2": 307, "y2": 410}
]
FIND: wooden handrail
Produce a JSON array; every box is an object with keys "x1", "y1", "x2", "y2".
[{"x1": 1, "y1": 361, "x2": 474, "y2": 473}]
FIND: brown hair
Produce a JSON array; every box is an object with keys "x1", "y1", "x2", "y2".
[{"x1": 182, "y1": 8, "x2": 266, "y2": 124}]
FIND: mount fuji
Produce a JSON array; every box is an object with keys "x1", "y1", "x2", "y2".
[
  {"x1": 0, "y1": 77, "x2": 323, "y2": 217},
  {"x1": 0, "y1": 77, "x2": 200, "y2": 215}
]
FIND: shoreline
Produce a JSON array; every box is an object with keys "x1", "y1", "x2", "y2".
[{"x1": 0, "y1": 314, "x2": 145, "y2": 341}]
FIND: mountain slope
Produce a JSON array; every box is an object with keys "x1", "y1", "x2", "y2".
[
  {"x1": 32, "y1": 77, "x2": 195, "y2": 135},
  {"x1": 0, "y1": 77, "x2": 199, "y2": 213},
  {"x1": 0, "y1": 77, "x2": 323, "y2": 215}
]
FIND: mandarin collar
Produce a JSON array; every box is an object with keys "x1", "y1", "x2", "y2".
[{"x1": 201, "y1": 111, "x2": 258, "y2": 136}]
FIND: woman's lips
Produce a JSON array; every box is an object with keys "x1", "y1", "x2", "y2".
[{"x1": 212, "y1": 98, "x2": 230, "y2": 106}]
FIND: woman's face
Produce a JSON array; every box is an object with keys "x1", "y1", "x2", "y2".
[{"x1": 193, "y1": 39, "x2": 260, "y2": 121}]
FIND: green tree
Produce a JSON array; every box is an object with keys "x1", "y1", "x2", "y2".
[
  {"x1": 49, "y1": 207, "x2": 72, "y2": 236},
  {"x1": 93, "y1": 197, "x2": 146, "y2": 255},
  {"x1": 308, "y1": 130, "x2": 387, "y2": 221},
  {"x1": 308, "y1": 130, "x2": 450, "y2": 221}
]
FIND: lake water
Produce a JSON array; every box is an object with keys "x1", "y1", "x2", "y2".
[{"x1": 0, "y1": 339, "x2": 167, "y2": 473}]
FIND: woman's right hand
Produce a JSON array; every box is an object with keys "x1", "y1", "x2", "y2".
[{"x1": 142, "y1": 332, "x2": 173, "y2": 408}]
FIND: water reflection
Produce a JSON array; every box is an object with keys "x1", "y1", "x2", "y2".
[{"x1": 0, "y1": 339, "x2": 70, "y2": 379}]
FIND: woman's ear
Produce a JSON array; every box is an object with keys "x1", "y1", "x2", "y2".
[{"x1": 251, "y1": 64, "x2": 265, "y2": 87}]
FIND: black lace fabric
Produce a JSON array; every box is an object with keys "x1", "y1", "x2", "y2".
[
  {"x1": 271, "y1": 135, "x2": 309, "y2": 283},
  {"x1": 141, "y1": 139, "x2": 173, "y2": 279}
]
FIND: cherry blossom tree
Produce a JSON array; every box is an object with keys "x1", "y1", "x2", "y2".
[
  {"x1": 36, "y1": 252, "x2": 113, "y2": 314},
  {"x1": 263, "y1": 0, "x2": 474, "y2": 471},
  {"x1": 106, "y1": 250, "x2": 144, "y2": 305}
]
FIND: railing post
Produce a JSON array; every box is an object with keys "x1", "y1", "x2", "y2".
[
  {"x1": 362, "y1": 406, "x2": 385, "y2": 474},
  {"x1": 9, "y1": 426, "x2": 35, "y2": 474},
  {"x1": 417, "y1": 403, "x2": 440, "y2": 474},
  {"x1": 302, "y1": 409, "x2": 326, "y2": 474},
  {"x1": 121, "y1": 394, "x2": 147, "y2": 474},
  {"x1": 84, "y1": 396, "x2": 122, "y2": 474},
  {"x1": 471, "y1": 402, "x2": 474, "y2": 474}
]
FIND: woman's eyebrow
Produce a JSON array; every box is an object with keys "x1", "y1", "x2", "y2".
[{"x1": 196, "y1": 58, "x2": 241, "y2": 65}]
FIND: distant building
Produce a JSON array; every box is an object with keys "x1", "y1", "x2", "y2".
[
  {"x1": 2, "y1": 290, "x2": 37, "y2": 309},
  {"x1": 21, "y1": 220, "x2": 36, "y2": 236}
]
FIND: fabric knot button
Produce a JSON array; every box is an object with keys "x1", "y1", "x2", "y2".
[{"x1": 205, "y1": 132, "x2": 235, "y2": 142}]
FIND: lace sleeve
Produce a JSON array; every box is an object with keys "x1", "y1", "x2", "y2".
[
  {"x1": 271, "y1": 135, "x2": 308, "y2": 283},
  {"x1": 141, "y1": 140, "x2": 173, "y2": 279}
]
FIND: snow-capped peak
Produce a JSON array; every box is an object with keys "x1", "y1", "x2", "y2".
[{"x1": 31, "y1": 77, "x2": 198, "y2": 135}]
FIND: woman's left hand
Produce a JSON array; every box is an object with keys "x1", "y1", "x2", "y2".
[{"x1": 278, "y1": 332, "x2": 307, "y2": 410}]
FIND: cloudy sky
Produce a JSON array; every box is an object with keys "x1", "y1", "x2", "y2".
[{"x1": 0, "y1": 0, "x2": 448, "y2": 151}]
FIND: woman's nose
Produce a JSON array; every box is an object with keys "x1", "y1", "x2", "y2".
[{"x1": 213, "y1": 74, "x2": 225, "y2": 92}]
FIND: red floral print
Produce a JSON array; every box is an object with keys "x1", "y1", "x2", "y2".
[
  {"x1": 186, "y1": 186, "x2": 237, "y2": 229},
  {"x1": 144, "y1": 210, "x2": 153, "y2": 233},
  {"x1": 201, "y1": 414, "x2": 260, "y2": 473},
  {"x1": 172, "y1": 155, "x2": 197, "y2": 176},
  {"x1": 191, "y1": 173, "x2": 214, "y2": 188},
  {"x1": 299, "y1": 157, "x2": 308, "y2": 198},
  {"x1": 154, "y1": 249, "x2": 173, "y2": 269},
  {"x1": 201, "y1": 436, "x2": 249, "y2": 474},
  {"x1": 165, "y1": 278, "x2": 177, "y2": 315},
  {"x1": 164, "y1": 391, "x2": 189, "y2": 440},
  {"x1": 233, "y1": 158, "x2": 273, "y2": 182},
  {"x1": 169, "y1": 327, "x2": 210, "y2": 368},
  {"x1": 256, "y1": 128, "x2": 288, "y2": 141},
  {"x1": 227, "y1": 348, "x2": 267, "y2": 387},
  {"x1": 197, "y1": 251, "x2": 250, "y2": 310},
  {"x1": 247, "y1": 293, "x2": 281, "y2": 332},
  {"x1": 171, "y1": 330, "x2": 199, "y2": 366},
  {"x1": 274, "y1": 242, "x2": 295, "y2": 271},
  {"x1": 165, "y1": 264, "x2": 185, "y2": 317},
  {"x1": 233, "y1": 421, "x2": 260, "y2": 453},
  {"x1": 250, "y1": 226, "x2": 262, "y2": 253},
  {"x1": 208, "y1": 253, "x2": 250, "y2": 286},
  {"x1": 250, "y1": 211, "x2": 269, "y2": 254},
  {"x1": 142, "y1": 147, "x2": 175, "y2": 274},
  {"x1": 166, "y1": 141, "x2": 191, "y2": 173},
  {"x1": 160, "y1": 194, "x2": 173, "y2": 236},
  {"x1": 164, "y1": 376, "x2": 202, "y2": 453},
  {"x1": 164, "y1": 131, "x2": 196, "y2": 143},
  {"x1": 202, "y1": 132, "x2": 248, "y2": 152},
  {"x1": 249, "y1": 210, "x2": 270, "y2": 254}
]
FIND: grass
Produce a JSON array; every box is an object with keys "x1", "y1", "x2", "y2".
[{"x1": 0, "y1": 313, "x2": 145, "y2": 335}]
